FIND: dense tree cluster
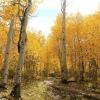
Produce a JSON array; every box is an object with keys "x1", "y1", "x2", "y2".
[{"x1": 0, "y1": 0, "x2": 100, "y2": 99}]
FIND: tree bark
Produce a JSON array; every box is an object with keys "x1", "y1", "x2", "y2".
[
  {"x1": 89, "y1": 58, "x2": 98, "y2": 88},
  {"x1": 59, "y1": 0, "x2": 68, "y2": 84},
  {"x1": 73, "y1": 33, "x2": 78, "y2": 81},
  {"x1": 1, "y1": 19, "x2": 14, "y2": 88},
  {"x1": 10, "y1": 0, "x2": 32, "y2": 99}
]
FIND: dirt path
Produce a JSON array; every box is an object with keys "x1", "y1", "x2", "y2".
[
  {"x1": 22, "y1": 80, "x2": 64, "y2": 100},
  {"x1": 43, "y1": 80, "x2": 64, "y2": 100},
  {"x1": 0, "y1": 80, "x2": 65, "y2": 100},
  {"x1": 0, "y1": 80, "x2": 100, "y2": 100}
]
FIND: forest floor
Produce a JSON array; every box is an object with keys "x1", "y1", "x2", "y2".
[{"x1": 0, "y1": 78, "x2": 100, "y2": 100}]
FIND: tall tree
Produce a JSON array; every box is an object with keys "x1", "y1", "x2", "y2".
[
  {"x1": 1, "y1": 18, "x2": 14, "y2": 89},
  {"x1": 10, "y1": 0, "x2": 32, "y2": 99},
  {"x1": 59, "y1": 0, "x2": 68, "y2": 84},
  {"x1": 0, "y1": 0, "x2": 19, "y2": 89}
]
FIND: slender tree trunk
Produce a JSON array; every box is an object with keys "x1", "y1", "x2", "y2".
[
  {"x1": 79, "y1": 60, "x2": 84, "y2": 81},
  {"x1": 59, "y1": 0, "x2": 68, "y2": 84},
  {"x1": 10, "y1": 0, "x2": 32, "y2": 99},
  {"x1": 73, "y1": 33, "x2": 78, "y2": 81},
  {"x1": 1, "y1": 19, "x2": 14, "y2": 88},
  {"x1": 89, "y1": 58, "x2": 97, "y2": 88},
  {"x1": 77, "y1": 33, "x2": 84, "y2": 82}
]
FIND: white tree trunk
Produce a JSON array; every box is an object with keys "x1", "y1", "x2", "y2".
[
  {"x1": 10, "y1": 0, "x2": 32, "y2": 98},
  {"x1": 59, "y1": 0, "x2": 68, "y2": 83},
  {"x1": 2, "y1": 19, "x2": 14, "y2": 87}
]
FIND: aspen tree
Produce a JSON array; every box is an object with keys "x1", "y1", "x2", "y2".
[{"x1": 10, "y1": 0, "x2": 32, "y2": 99}]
